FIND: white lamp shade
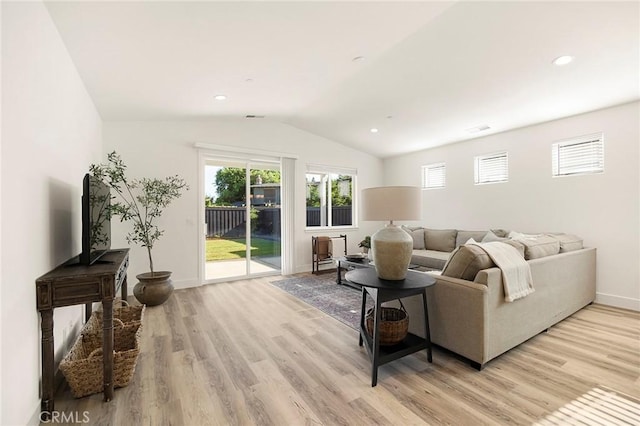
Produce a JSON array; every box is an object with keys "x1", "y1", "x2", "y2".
[
  {"x1": 361, "y1": 186, "x2": 422, "y2": 280},
  {"x1": 361, "y1": 186, "x2": 422, "y2": 222}
]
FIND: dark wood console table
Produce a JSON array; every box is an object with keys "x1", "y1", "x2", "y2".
[
  {"x1": 35, "y1": 249, "x2": 129, "y2": 416},
  {"x1": 345, "y1": 268, "x2": 435, "y2": 387}
]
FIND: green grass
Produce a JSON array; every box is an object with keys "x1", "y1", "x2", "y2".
[{"x1": 206, "y1": 237, "x2": 281, "y2": 262}]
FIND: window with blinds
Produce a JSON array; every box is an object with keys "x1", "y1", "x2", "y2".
[
  {"x1": 474, "y1": 151, "x2": 508, "y2": 184},
  {"x1": 552, "y1": 133, "x2": 604, "y2": 177},
  {"x1": 421, "y1": 163, "x2": 446, "y2": 189}
]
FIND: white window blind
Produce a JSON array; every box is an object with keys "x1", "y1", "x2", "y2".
[
  {"x1": 552, "y1": 133, "x2": 604, "y2": 177},
  {"x1": 422, "y1": 163, "x2": 446, "y2": 189},
  {"x1": 475, "y1": 152, "x2": 508, "y2": 184}
]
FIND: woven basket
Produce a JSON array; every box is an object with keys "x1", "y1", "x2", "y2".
[
  {"x1": 366, "y1": 301, "x2": 409, "y2": 346},
  {"x1": 60, "y1": 319, "x2": 141, "y2": 398},
  {"x1": 86, "y1": 300, "x2": 145, "y2": 334}
]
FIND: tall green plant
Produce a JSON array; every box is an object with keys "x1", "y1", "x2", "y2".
[{"x1": 90, "y1": 152, "x2": 189, "y2": 274}]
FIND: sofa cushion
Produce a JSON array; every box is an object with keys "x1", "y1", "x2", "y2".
[
  {"x1": 402, "y1": 226, "x2": 425, "y2": 249},
  {"x1": 502, "y1": 239, "x2": 526, "y2": 257},
  {"x1": 517, "y1": 235, "x2": 560, "y2": 259},
  {"x1": 441, "y1": 245, "x2": 494, "y2": 281},
  {"x1": 411, "y1": 249, "x2": 449, "y2": 270},
  {"x1": 425, "y1": 229, "x2": 457, "y2": 252},
  {"x1": 548, "y1": 234, "x2": 583, "y2": 252},
  {"x1": 456, "y1": 230, "x2": 488, "y2": 248}
]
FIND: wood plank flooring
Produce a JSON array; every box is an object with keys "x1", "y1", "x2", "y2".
[{"x1": 52, "y1": 275, "x2": 640, "y2": 425}]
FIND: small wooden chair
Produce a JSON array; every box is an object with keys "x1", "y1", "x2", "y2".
[{"x1": 312, "y1": 235, "x2": 347, "y2": 274}]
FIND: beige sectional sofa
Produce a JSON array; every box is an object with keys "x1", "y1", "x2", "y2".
[{"x1": 398, "y1": 227, "x2": 596, "y2": 369}]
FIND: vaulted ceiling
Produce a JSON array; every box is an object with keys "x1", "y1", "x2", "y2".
[{"x1": 45, "y1": 1, "x2": 639, "y2": 158}]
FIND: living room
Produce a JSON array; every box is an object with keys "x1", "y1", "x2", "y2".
[{"x1": 2, "y1": 1, "x2": 639, "y2": 425}]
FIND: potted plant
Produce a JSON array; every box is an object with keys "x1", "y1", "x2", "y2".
[
  {"x1": 359, "y1": 236, "x2": 371, "y2": 259},
  {"x1": 90, "y1": 152, "x2": 189, "y2": 306}
]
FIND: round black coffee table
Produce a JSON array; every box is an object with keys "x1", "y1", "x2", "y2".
[{"x1": 345, "y1": 268, "x2": 436, "y2": 387}]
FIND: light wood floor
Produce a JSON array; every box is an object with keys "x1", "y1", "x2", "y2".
[{"x1": 52, "y1": 275, "x2": 640, "y2": 425}]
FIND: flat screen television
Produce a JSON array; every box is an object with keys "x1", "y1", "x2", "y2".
[{"x1": 80, "y1": 173, "x2": 111, "y2": 265}]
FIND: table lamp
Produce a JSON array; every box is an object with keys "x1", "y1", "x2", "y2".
[{"x1": 361, "y1": 186, "x2": 422, "y2": 280}]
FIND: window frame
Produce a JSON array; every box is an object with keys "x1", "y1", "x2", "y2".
[
  {"x1": 305, "y1": 164, "x2": 357, "y2": 230},
  {"x1": 552, "y1": 132, "x2": 604, "y2": 178},
  {"x1": 421, "y1": 162, "x2": 446, "y2": 190},
  {"x1": 474, "y1": 151, "x2": 508, "y2": 185}
]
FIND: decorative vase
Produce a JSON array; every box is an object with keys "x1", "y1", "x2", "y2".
[
  {"x1": 134, "y1": 271, "x2": 174, "y2": 306},
  {"x1": 371, "y1": 224, "x2": 413, "y2": 280}
]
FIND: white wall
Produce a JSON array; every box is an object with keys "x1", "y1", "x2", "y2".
[
  {"x1": 384, "y1": 102, "x2": 640, "y2": 311},
  {"x1": 1, "y1": 2, "x2": 102, "y2": 424},
  {"x1": 103, "y1": 120, "x2": 383, "y2": 284}
]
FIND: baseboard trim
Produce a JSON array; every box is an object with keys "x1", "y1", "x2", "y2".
[
  {"x1": 172, "y1": 278, "x2": 201, "y2": 290},
  {"x1": 27, "y1": 400, "x2": 42, "y2": 426},
  {"x1": 296, "y1": 263, "x2": 336, "y2": 275},
  {"x1": 595, "y1": 292, "x2": 640, "y2": 311}
]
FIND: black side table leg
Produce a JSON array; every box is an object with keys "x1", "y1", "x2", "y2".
[
  {"x1": 337, "y1": 261, "x2": 342, "y2": 285},
  {"x1": 372, "y1": 289, "x2": 381, "y2": 387},
  {"x1": 359, "y1": 287, "x2": 367, "y2": 346},
  {"x1": 422, "y1": 291, "x2": 433, "y2": 363}
]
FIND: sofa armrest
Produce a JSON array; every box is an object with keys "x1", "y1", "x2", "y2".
[{"x1": 401, "y1": 274, "x2": 490, "y2": 364}]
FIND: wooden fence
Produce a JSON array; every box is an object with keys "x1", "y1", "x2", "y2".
[
  {"x1": 305, "y1": 206, "x2": 353, "y2": 227},
  {"x1": 205, "y1": 207, "x2": 281, "y2": 238},
  {"x1": 205, "y1": 207, "x2": 246, "y2": 238},
  {"x1": 206, "y1": 205, "x2": 353, "y2": 238}
]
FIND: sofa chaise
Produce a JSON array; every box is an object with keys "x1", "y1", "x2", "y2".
[{"x1": 397, "y1": 227, "x2": 596, "y2": 370}]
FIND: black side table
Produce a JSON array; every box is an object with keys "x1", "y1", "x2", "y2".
[{"x1": 345, "y1": 268, "x2": 436, "y2": 387}]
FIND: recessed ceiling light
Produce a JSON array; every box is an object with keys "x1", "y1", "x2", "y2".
[
  {"x1": 466, "y1": 125, "x2": 491, "y2": 134},
  {"x1": 552, "y1": 55, "x2": 574, "y2": 66},
  {"x1": 352, "y1": 56, "x2": 365, "y2": 62},
  {"x1": 370, "y1": 128, "x2": 379, "y2": 133},
  {"x1": 214, "y1": 94, "x2": 227, "y2": 101}
]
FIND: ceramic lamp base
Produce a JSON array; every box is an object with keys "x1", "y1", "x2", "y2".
[{"x1": 371, "y1": 224, "x2": 413, "y2": 280}]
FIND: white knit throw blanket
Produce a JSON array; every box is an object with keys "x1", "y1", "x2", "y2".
[{"x1": 468, "y1": 241, "x2": 534, "y2": 302}]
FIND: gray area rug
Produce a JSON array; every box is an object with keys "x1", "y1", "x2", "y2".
[{"x1": 270, "y1": 275, "x2": 372, "y2": 330}]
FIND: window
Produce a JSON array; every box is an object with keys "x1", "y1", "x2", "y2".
[
  {"x1": 475, "y1": 151, "x2": 508, "y2": 184},
  {"x1": 422, "y1": 163, "x2": 446, "y2": 189},
  {"x1": 552, "y1": 133, "x2": 604, "y2": 177},
  {"x1": 306, "y1": 164, "x2": 356, "y2": 228}
]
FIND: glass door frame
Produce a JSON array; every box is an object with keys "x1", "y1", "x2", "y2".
[{"x1": 199, "y1": 151, "x2": 282, "y2": 284}]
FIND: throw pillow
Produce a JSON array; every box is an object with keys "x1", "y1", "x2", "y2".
[
  {"x1": 442, "y1": 245, "x2": 495, "y2": 281},
  {"x1": 425, "y1": 228, "x2": 457, "y2": 252},
  {"x1": 490, "y1": 228, "x2": 510, "y2": 238},
  {"x1": 508, "y1": 231, "x2": 541, "y2": 240},
  {"x1": 401, "y1": 226, "x2": 425, "y2": 250},
  {"x1": 456, "y1": 230, "x2": 488, "y2": 248},
  {"x1": 518, "y1": 235, "x2": 560, "y2": 259},
  {"x1": 481, "y1": 230, "x2": 507, "y2": 243}
]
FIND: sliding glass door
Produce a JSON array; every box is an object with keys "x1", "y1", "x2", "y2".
[{"x1": 204, "y1": 159, "x2": 281, "y2": 281}]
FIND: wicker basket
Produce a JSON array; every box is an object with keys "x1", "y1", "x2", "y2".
[
  {"x1": 87, "y1": 300, "x2": 145, "y2": 333},
  {"x1": 366, "y1": 301, "x2": 409, "y2": 346},
  {"x1": 60, "y1": 319, "x2": 141, "y2": 398}
]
